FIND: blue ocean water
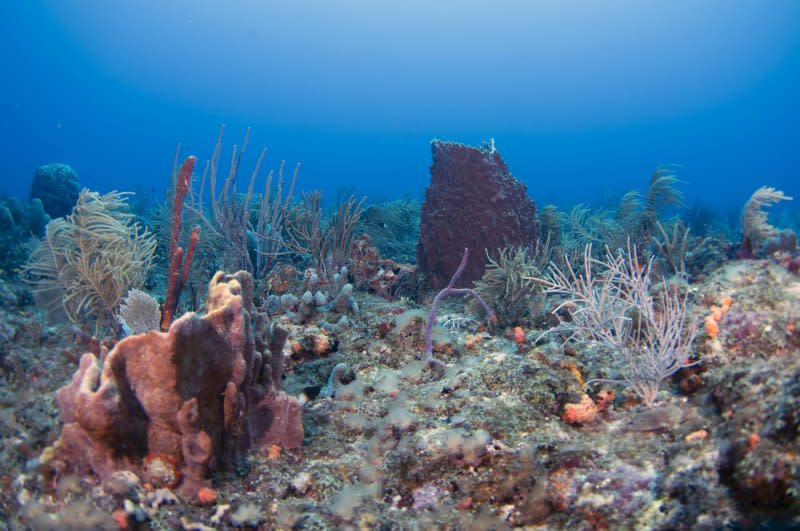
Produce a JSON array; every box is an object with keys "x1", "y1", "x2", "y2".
[{"x1": 1, "y1": 1, "x2": 799, "y2": 214}]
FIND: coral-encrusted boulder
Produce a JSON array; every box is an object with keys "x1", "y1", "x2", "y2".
[
  {"x1": 417, "y1": 140, "x2": 539, "y2": 289},
  {"x1": 30, "y1": 163, "x2": 80, "y2": 219},
  {"x1": 53, "y1": 271, "x2": 303, "y2": 495}
]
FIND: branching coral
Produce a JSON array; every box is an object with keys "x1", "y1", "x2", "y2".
[
  {"x1": 203, "y1": 127, "x2": 264, "y2": 273},
  {"x1": 23, "y1": 189, "x2": 156, "y2": 334},
  {"x1": 653, "y1": 219, "x2": 690, "y2": 276},
  {"x1": 740, "y1": 186, "x2": 793, "y2": 257},
  {"x1": 172, "y1": 126, "x2": 300, "y2": 282},
  {"x1": 283, "y1": 191, "x2": 365, "y2": 284},
  {"x1": 531, "y1": 242, "x2": 698, "y2": 407},
  {"x1": 473, "y1": 246, "x2": 544, "y2": 327},
  {"x1": 424, "y1": 248, "x2": 494, "y2": 367},
  {"x1": 562, "y1": 167, "x2": 686, "y2": 260},
  {"x1": 638, "y1": 166, "x2": 684, "y2": 236},
  {"x1": 538, "y1": 204, "x2": 564, "y2": 247}
]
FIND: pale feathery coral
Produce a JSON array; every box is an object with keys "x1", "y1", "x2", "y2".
[
  {"x1": 22, "y1": 189, "x2": 157, "y2": 334},
  {"x1": 741, "y1": 186, "x2": 792, "y2": 253}
]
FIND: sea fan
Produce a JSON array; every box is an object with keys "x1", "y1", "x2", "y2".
[{"x1": 118, "y1": 289, "x2": 161, "y2": 336}]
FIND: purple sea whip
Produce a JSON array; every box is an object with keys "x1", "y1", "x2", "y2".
[{"x1": 424, "y1": 248, "x2": 495, "y2": 367}]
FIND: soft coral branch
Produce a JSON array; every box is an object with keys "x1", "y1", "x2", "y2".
[{"x1": 160, "y1": 156, "x2": 199, "y2": 331}]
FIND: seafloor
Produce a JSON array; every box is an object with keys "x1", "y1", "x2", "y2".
[
  {"x1": 1, "y1": 142, "x2": 799, "y2": 530},
  {"x1": 1, "y1": 255, "x2": 799, "y2": 530}
]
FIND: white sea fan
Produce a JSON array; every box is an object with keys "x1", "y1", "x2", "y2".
[{"x1": 118, "y1": 289, "x2": 160, "y2": 336}]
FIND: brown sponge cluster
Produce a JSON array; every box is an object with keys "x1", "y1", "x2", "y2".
[{"x1": 54, "y1": 271, "x2": 303, "y2": 496}]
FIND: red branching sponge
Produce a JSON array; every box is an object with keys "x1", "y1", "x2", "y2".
[
  {"x1": 169, "y1": 156, "x2": 195, "y2": 260},
  {"x1": 53, "y1": 271, "x2": 304, "y2": 497},
  {"x1": 161, "y1": 156, "x2": 199, "y2": 331},
  {"x1": 181, "y1": 226, "x2": 200, "y2": 289}
]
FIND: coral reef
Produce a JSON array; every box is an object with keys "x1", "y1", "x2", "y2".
[
  {"x1": 50, "y1": 271, "x2": 303, "y2": 497},
  {"x1": 2, "y1": 245, "x2": 799, "y2": 529},
  {"x1": 417, "y1": 140, "x2": 539, "y2": 288},
  {"x1": 0, "y1": 195, "x2": 48, "y2": 276},
  {"x1": 29, "y1": 163, "x2": 80, "y2": 219},
  {"x1": 4, "y1": 139, "x2": 800, "y2": 529},
  {"x1": 348, "y1": 234, "x2": 419, "y2": 300}
]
